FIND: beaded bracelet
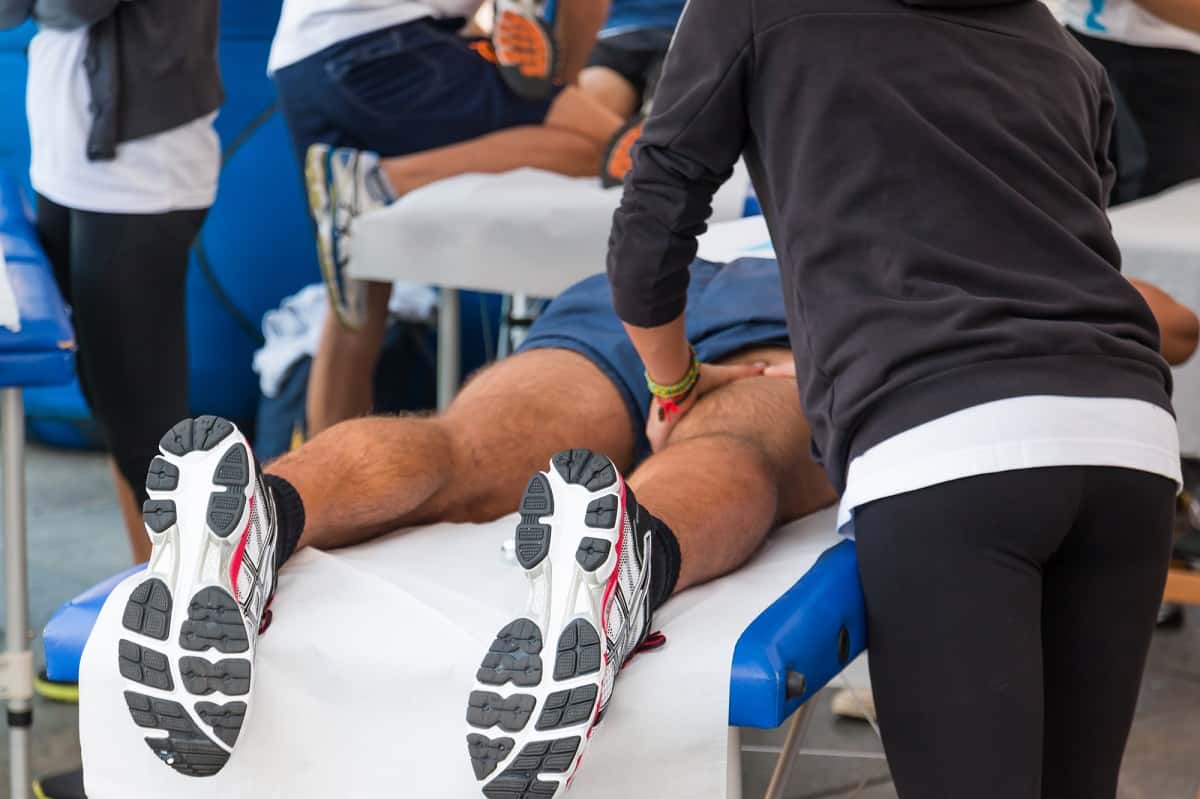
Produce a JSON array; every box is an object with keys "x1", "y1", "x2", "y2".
[{"x1": 646, "y1": 346, "x2": 700, "y2": 400}]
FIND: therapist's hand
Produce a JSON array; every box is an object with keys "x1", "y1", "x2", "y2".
[{"x1": 645, "y1": 362, "x2": 766, "y2": 452}]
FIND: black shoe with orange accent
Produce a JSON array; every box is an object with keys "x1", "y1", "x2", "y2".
[
  {"x1": 116, "y1": 417, "x2": 278, "y2": 777},
  {"x1": 465, "y1": 449, "x2": 663, "y2": 798},
  {"x1": 492, "y1": 0, "x2": 559, "y2": 100},
  {"x1": 600, "y1": 116, "x2": 645, "y2": 189}
]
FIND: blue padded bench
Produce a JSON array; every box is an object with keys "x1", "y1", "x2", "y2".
[{"x1": 0, "y1": 168, "x2": 76, "y2": 797}]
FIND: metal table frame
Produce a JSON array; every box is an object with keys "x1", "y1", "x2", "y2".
[{"x1": 2, "y1": 386, "x2": 33, "y2": 798}]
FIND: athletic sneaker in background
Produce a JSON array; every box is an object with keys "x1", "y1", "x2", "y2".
[
  {"x1": 466, "y1": 450, "x2": 663, "y2": 798},
  {"x1": 493, "y1": 0, "x2": 559, "y2": 99},
  {"x1": 116, "y1": 417, "x2": 278, "y2": 777}
]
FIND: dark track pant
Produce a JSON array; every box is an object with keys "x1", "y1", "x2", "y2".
[
  {"x1": 36, "y1": 194, "x2": 207, "y2": 504},
  {"x1": 854, "y1": 466, "x2": 1176, "y2": 799}
]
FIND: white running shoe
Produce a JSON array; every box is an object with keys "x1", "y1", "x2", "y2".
[
  {"x1": 466, "y1": 449, "x2": 663, "y2": 798},
  {"x1": 304, "y1": 143, "x2": 395, "y2": 330},
  {"x1": 117, "y1": 416, "x2": 277, "y2": 777}
]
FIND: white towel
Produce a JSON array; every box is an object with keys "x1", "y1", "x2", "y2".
[{"x1": 0, "y1": 246, "x2": 21, "y2": 333}]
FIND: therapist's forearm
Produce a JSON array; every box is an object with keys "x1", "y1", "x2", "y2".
[
  {"x1": 1136, "y1": 0, "x2": 1200, "y2": 32},
  {"x1": 623, "y1": 315, "x2": 692, "y2": 386}
]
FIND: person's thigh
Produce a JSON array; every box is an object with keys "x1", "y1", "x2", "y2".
[
  {"x1": 35, "y1": 194, "x2": 73, "y2": 303},
  {"x1": 1040, "y1": 468, "x2": 1175, "y2": 799},
  {"x1": 665, "y1": 346, "x2": 837, "y2": 524},
  {"x1": 854, "y1": 469, "x2": 1082, "y2": 799},
  {"x1": 579, "y1": 65, "x2": 639, "y2": 118},
  {"x1": 70, "y1": 208, "x2": 204, "y2": 495},
  {"x1": 314, "y1": 22, "x2": 556, "y2": 158},
  {"x1": 426, "y1": 347, "x2": 638, "y2": 521}
]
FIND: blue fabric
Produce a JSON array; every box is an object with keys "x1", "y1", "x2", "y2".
[
  {"x1": 43, "y1": 565, "x2": 145, "y2": 683},
  {"x1": 603, "y1": 0, "x2": 685, "y2": 35},
  {"x1": 729, "y1": 540, "x2": 868, "y2": 729},
  {"x1": 273, "y1": 18, "x2": 557, "y2": 164},
  {"x1": 518, "y1": 257, "x2": 788, "y2": 460},
  {"x1": 0, "y1": 170, "x2": 75, "y2": 389}
]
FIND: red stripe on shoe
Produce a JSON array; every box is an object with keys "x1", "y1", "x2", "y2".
[{"x1": 228, "y1": 495, "x2": 255, "y2": 603}]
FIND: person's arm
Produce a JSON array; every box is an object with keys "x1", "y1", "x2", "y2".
[
  {"x1": 555, "y1": 0, "x2": 610, "y2": 85},
  {"x1": 1134, "y1": 0, "x2": 1200, "y2": 33},
  {"x1": 608, "y1": 0, "x2": 757, "y2": 449},
  {"x1": 0, "y1": 0, "x2": 33, "y2": 29},
  {"x1": 1131, "y1": 279, "x2": 1200, "y2": 365},
  {"x1": 33, "y1": 0, "x2": 120, "y2": 29}
]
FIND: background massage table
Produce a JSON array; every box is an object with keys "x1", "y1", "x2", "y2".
[
  {"x1": 0, "y1": 170, "x2": 75, "y2": 798},
  {"x1": 350, "y1": 165, "x2": 754, "y2": 409}
]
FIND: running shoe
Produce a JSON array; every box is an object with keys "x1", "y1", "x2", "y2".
[
  {"x1": 492, "y1": 0, "x2": 558, "y2": 100},
  {"x1": 117, "y1": 416, "x2": 277, "y2": 777},
  {"x1": 600, "y1": 117, "x2": 645, "y2": 189},
  {"x1": 465, "y1": 449, "x2": 664, "y2": 798},
  {"x1": 304, "y1": 143, "x2": 395, "y2": 330}
]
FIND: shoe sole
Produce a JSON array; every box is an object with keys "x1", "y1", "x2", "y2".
[
  {"x1": 304, "y1": 146, "x2": 363, "y2": 331},
  {"x1": 466, "y1": 449, "x2": 626, "y2": 798},
  {"x1": 492, "y1": 0, "x2": 557, "y2": 101},
  {"x1": 117, "y1": 416, "x2": 258, "y2": 777}
]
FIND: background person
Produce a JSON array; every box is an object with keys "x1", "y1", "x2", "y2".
[
  {"x1": 1062, "y1": 0, "x2": 1200, "y2": 199},
  {"x1": 0, "y1": 0, "x2": 221, "y2": 565}
]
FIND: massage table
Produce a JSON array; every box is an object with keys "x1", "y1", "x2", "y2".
[
  {"x1": 0, "y1": 170, "x2": 76, "y2": 799},
  {"x1": 59, "y1": 507, "x2": 866, "y2": 799},
  {"x1": 349, "y1": 165, "x2": 754, "y2": 409}
]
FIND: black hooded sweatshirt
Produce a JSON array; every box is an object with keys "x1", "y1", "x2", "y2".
[{"x1": 607, "y1": 0, "x2": 1173, "y2": 493}]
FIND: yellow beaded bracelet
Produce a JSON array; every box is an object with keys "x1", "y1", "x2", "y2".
[{"x1": 646, "y1": 346, "x2": 700, "y2": 400}]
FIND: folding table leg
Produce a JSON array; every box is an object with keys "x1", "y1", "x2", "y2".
[
  {"x1": 762, "y1": 701, "x2": 815, "y2": 799},
  {"x1": 438, "y1": 289, "x2": 461, "y2": 411},
  {"x1": 2, "y1": 387, "x2": 32, "y2": 799}
]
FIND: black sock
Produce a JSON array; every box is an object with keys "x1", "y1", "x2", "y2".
[
  {"x1": 264, "y1": 473, "x2": 305, "y2": 571},
  {"x1": 628, "y1": 486, "x2": 681, "y2": 614}
]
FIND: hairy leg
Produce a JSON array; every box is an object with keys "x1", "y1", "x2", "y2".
[
  {"x1": 272, "y1": 348, "x2": 636, "y2": 551},
  {"x1": 379, "y1": 87, "x2": 624, "y2": 195},
  {"x1": 306, "y1": 280, "x2": 392, "y2": 434},
  {"x1": 629, "y1": 347, "x2": 837, "y2": 593}
]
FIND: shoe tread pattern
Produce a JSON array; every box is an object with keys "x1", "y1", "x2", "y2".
[
  {"x1": 123, "y1": 692, "x2": 229, "y2": 778},
  {"x1": 551, "y1": 449, "x2": 616, "y2": 491},
  {"x1": 160, "y1": 416, "x2": 235, "y2": 457},
  {"x1": 122, "y1": 579, "x2": 173, "y2": 641},
  {"x1": 207, "y1": 444, "x2": 249, "y2": 539},
  {"x1": 583, "y1": 496, "x2": 618, "y2": 529},
  {"x1": 478, "y1": 619, "x2": 543, "y2": 687},
  {"x1": 468, "y1": 734, "x2": 516, "y2": 780},
  {"x1": 468, "y1": 691, "x2": 537, "y2": 732},
  {"x1": 146, "y1": 457, "x2": 180, "y2": 491},
  {"x1": 482, "y1": 737, "x2": 581, "y2": 799},
  {"x1": 180, "y1": 588, "x2": 249, "y2": 654},
  {"x1": 195, "y1": 701, "x2": 247, "y2": 747},
  {"x1": 118, "y1": 640, "x2": 174, "y2": 691},
  {"x1": 553, "y1": 619, "x2": 601, "y2": 680},
  {"x1": 142, "y1": 500, "x2": 177, "y2": 534},
  {"x1": 535, "y1": 685, "x2": 597, "y2": 731},
  {"x1": 516, "y1": 474, "x2": 553, "y2": 569},
  {"x1": 575, "y1": 537, "x2": 611, "y2": 572},
  {"x1": 180, "y1": 657, "x2": 251, "y2": 696}
]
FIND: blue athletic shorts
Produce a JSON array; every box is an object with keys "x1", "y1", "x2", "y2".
[
  {"x1": 519, "y1": 257, "x2": 790, "y2": 459},
  {"x1": 273, "y1": 17, "x2": 560, "y2": 165}
]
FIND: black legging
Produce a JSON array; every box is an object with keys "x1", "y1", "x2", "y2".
[
  {"x1": 854, "y1": 466, "x2": 1175, "y2": 799},
  {"x1": 36, "y1": 195, "x2": 206, "y2": 505}
]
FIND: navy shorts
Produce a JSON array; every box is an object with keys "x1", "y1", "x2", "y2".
[
  {"x1": 519, "y1": 257, "x2": 790, "y2": 459},
  {"x1": 273, "y1": 17, "x2": 559, "y2": 165}
]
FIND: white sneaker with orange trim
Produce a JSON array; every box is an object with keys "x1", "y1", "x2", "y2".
[
  {"x1": 116, "y1": 416, "x2": 277, "y2": 777},
  {"x1": 466, "y1": 449, "x2": 663, "y2": 798}
]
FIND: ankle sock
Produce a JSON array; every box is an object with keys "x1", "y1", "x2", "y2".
[
  {"x1": 264, "y1": 474, "x2": 305, "y2": 571},
  {"x1": 627, "y1": 486, "x2": 681, "y2": 614}
]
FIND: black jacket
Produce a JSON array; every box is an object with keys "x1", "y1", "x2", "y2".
[
  {"x1": 607, "y1": 0, "x2": 1173, "y2": 493},
  {"x1": 1, "y1": 0, "x2": 222, "y2": 160}
]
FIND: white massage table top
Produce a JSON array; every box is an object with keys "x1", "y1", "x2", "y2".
[
  {"x1": 350, "y1": 163, "x2": 753, "y2": 297},
  {"x1": 80, "y1": 508, "x2": 841, "y2": 798}
]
